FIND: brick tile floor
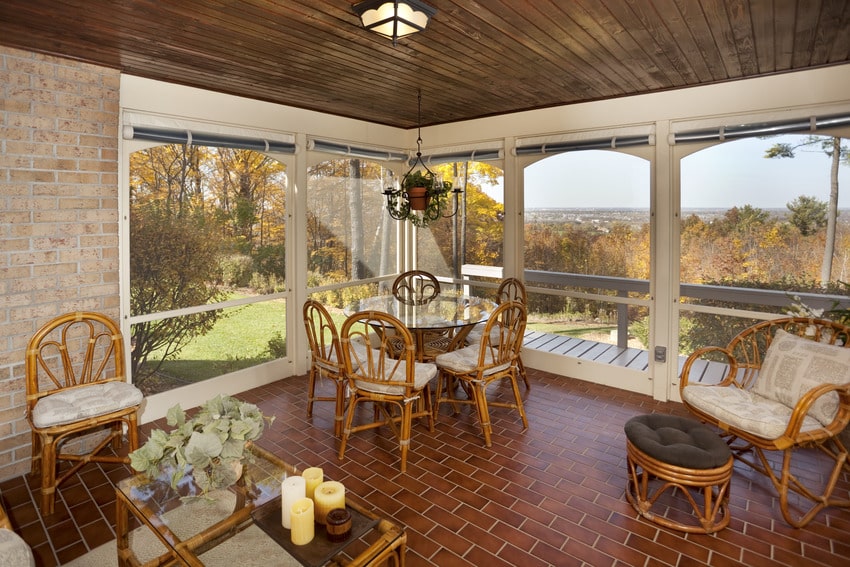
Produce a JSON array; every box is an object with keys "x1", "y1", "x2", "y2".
[{"x1": 2, "y1": 368, "x2": 849, "y2": 566}]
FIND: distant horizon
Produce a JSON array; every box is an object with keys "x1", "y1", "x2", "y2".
[{"x1": 521, "y1": 134, "x2": 850, "y2": 209}]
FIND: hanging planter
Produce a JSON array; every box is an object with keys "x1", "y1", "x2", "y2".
[
  {"x1": 406, "y1": 185, "x2": 429, "y2": 210},
  {"x1": 382, "y1": 91, "x2": 462, "y2": 227}
]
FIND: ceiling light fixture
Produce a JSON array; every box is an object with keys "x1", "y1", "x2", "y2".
[{"x1": 352, "y1": 0, "x2": 436, "y2": 46}]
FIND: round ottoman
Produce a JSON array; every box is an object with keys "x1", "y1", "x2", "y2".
[{"x1": 624, "y1": 414, "x2": 733, "y2": 533}]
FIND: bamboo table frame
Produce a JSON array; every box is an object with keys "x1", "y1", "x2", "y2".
[{"x1": 116, "y1": 444, "x2": 406, "y2": 567}]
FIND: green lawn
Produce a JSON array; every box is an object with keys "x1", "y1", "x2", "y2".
[{"x1": 145, "y1": 299, "x2": 286, "y2": 384}]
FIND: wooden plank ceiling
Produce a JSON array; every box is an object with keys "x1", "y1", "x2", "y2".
[{"x1": 0, "y1": 0, "x2": 848, "y2": 128}]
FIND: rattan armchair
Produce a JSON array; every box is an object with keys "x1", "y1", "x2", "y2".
[
  {"x1": 303, "y1": 299, "x2": 347, "y2": 437},
  {"x1": 26, "y1": 312, "x2": 143, "y2": 515},
  {"x1": 338, "y1": 310, "x2": 435, "y2": 473},
  {"x1": 679, "y1": 316, "x2": 850, "y2": 527},
  {"x1": 435, "y1": 301, "x2": 529, "y2": 447}
]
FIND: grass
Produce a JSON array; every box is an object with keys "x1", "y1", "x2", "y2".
[{"x1": 144, "y1": 298, "x2": 286, "y2": 385}]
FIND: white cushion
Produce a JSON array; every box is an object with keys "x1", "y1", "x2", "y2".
[
  {"x1": 435, "y1": 344, "x2": 510, "y2": 376},
  {"x1": 682, "y1": 383, "x2": 825, "y2": 440},
  {"x1": 32, "y1": 381, "x2": 143, "y2": 428},
  {"x1": 751, "y1": 329, "x2": 850, "y2": 426},
  {"x1": 354, "y1": 360, "x2": 436, "y2": 396},
  {"x1": 0, "y1": 529, "x2": 34, "y2": 567}
]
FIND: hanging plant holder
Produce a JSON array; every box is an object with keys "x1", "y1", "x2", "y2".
[{"x1": 383, "y1": 90, "x2": 461, "y2": 227}]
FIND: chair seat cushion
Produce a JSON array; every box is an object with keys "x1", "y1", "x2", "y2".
[
  {"x1": 0, "y1": 529, "x2": 35, "y2": 567},
  {"x1": 32, "y1": 381, "x2": 143, "y2": 428},
  {"x1": 435, "y1": 344, "x2": 509, "y2": 376},
  {"x1": 624, "y1": 414, "x2": 731, "y2": 469},
  {"x1": 751, "y1": 329, "x2": 850, "y2": 426},
  {"x1": 354, "y1": 361, "x2": 437, "y2": 396},
  {"x1": 682, "y1": 383, "x2": 825, "y2": 440}
]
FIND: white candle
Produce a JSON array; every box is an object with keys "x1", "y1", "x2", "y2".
[
  {"x1": 313, "y1": 481, "x2": 345, "y2": 525},
  {"x1": 280, "y1": 475, "x2": 306, "y2": 529},
  {"x1": 302, "y1": 467, "x2": 323, "y2": 500},
  {"x1": 290, "y1": 497, "x2": 315, "y2": 545}
]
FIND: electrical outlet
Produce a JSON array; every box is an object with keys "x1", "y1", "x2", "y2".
[{"x1": 654, "y1": 346, "x2": 666, "y2": 363}]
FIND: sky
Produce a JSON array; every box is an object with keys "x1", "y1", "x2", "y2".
[{"x1": 520, "y1": 134, "x2": 850, "y2": 210}]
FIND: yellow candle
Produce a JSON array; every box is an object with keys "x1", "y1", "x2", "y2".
[
  {"x1": 313, "y1": 481, "x2": 345, "y2": 525},
  {"x1": 290, "y1": 497, "x2": 314, "y2": 545},
  {"x1": 302, "y1": 467, "x2": 323, "y2": 500},
  {"x1": 280, "y1": 475, "x2": 305, "y2": 529}
]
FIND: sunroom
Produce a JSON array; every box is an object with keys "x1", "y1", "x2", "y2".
[{"x1": 2, "y1": 1, "x2": 850, "y2": 565}]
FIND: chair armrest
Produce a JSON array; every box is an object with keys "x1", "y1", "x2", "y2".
[
  {"x1": 784, "y1": 383, "x2": 850, "y2": 442},
  {"x1": 680, "y1": 346, "x2": 739, "y2": 391},
  {"x1": 0, "y1": 502, "x2": 11, "y2": 531}
]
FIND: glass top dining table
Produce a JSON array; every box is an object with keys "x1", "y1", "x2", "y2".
[{"x1": 344, "y1": 291, "x2": 497, "y2": 361}]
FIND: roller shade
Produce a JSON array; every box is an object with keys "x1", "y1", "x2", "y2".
[
  {"x1": 415, "y1": 148, "x2": 504, "y2": 166},
  {"x1": 513, "y1": 134, "x2": 652, "y2": 156},
  {"x1": 307, "y1": 139, "x2": 408, "y2": 161},
  {"x1": 123, "y1": 125, "x2": 297, "y2": 153},
  {"x1": 671, "y1": 114, "x2": 850, "y2": 144}
]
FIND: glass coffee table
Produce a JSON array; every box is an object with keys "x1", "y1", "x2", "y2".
[{"x1": 115, "y1": 444, "x2": 406, "y2": 566}]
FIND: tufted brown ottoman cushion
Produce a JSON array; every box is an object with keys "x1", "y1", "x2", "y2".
[
  {"x1": 624, "y1": 413, "x2": 733, "y2": 533},
  {"x1": 624, "y1": 414, "x2": 731, "y2": 469}
]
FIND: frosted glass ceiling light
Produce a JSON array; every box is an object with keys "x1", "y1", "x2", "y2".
[{"x1": 353, "y1": 0, "x2": 436, "y2": 46}]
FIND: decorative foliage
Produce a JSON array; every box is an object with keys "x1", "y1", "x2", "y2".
[
  {"x1": 129, "y1": 395, "x2": 274, "y2": 495},
  {"x1": 385, "y1": 170, "x2": 455, "y2": 227}
]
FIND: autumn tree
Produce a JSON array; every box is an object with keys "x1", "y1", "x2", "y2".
[
  {"x1": 766, "y1": 135, "x2": 849, "y2": 285},
  {"x1": 787, "y1": 195, "x2": 828, "y2": 236}
]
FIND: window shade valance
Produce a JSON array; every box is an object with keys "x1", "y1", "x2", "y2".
[
  {"x1": 307, "y1": 139, "x2": 408, "y2": 161},
  {"x1": 513, "y1": 134, "x2": 653, "y2": 156},
  {"x1": 670, "y1": 114, "x2": 850, "y2": 144},
  {"x1": 414, "y1": 148, "x2": 504, "y2": 166},
  {"x1": 123, "y1": 125, "x2": 297, "y2": 154}
]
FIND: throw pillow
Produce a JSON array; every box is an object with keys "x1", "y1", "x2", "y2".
[{"x1": 752, "y1": 329, "x2": 850, "y2": 426}]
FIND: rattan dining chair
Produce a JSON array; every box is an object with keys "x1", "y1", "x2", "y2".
[
  {"x1": 303, "y1": 299, "x2": 347, "y2": 437},
  {"x1": 392, "y1": 270, "x2": 440, "y2": 305},
  {"x1": 466, "y1": 277, "x2": 530, "y2": 389},
  {"x1": 434, "y1": 301, "x2": 529, "y2": 447},
  {"x1": 392, "y1": 270, "x2": 452, "y2": 361},
  {"x1": 338, "y1": 310, "x2": 436, "y2": 472},
  {"x1": 26, "y1": 312, "x2": 143, "y2": 515}
]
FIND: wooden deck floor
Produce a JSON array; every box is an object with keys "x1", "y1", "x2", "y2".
[
  {"x1": 523, "y1": 329, "x2": 729, "y2": 384},
  {"x1": 523, "y1": 330, "x2": 650, "y2": 371}
]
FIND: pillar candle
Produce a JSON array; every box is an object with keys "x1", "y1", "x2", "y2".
[
  {"x1": 313, "y1": 481, "x2": 345, "y2": 525},
  {"x1": 290, "y1": 497, "x2": 315, "y2": 546},
  {"x1": 302, "y1": 467, "x2": 323, "y2": 500},
  {"x1": 280, "y1": 475, "x2": 306, "y2": 529}
]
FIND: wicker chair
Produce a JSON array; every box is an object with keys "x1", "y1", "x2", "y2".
[
  {"x1": 26, "y1": 312, "x2": 143, "y2": 515},
  {"x1": 679, "y1": 316, "x2": 850, "y2": 527},
  {"x1": 466, "y1": 277, "x2": 530, "y2": 389},
  {"x1": 338, "y1": 310, "x2": 435, "y2": 473},
  {"x1": 392, "y1": 270, "x2": 451, "y2": 361},
  {"x1": 303, "y1": 299, "x2": 347, "y2": 437},
  {"x1": 392, "y1": 270, "x2": 440, "y2": 305},
  {"x1": 434, "y1": 301, "x2": 529, "y2": 447}
]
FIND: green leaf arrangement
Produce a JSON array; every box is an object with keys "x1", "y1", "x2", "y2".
[{"x1": 129, "y1": 395, "x2": 274, "y2": 496}]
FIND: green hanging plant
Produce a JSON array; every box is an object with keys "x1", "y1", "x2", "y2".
[{"x1": 392, "y1": 171, "x2": 454, "y2": 227}]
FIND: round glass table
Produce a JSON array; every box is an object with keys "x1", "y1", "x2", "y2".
[{"x1": 345, "y1": 292, "x2": 497, "y2": 361}]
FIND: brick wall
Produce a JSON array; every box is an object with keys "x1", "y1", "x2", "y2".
[{"x1": 0, "y1": 46, "x2": 121, "y2": 482}]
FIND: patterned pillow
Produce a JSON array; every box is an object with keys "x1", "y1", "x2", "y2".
[{"x1": 752, "y1": 329, "x2": 850, "y2": 426}]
